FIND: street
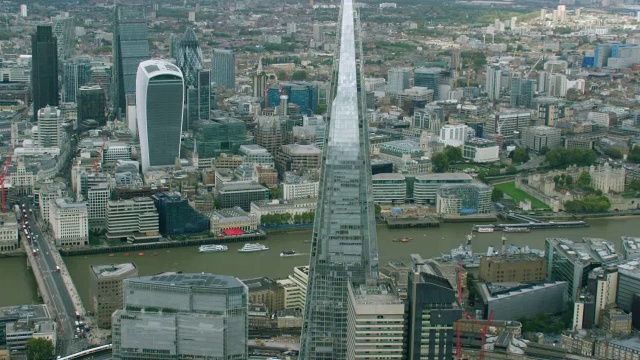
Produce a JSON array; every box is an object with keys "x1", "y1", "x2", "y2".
[{"x1": 22, "y1": 201, "x2": 88, "y2": 356}]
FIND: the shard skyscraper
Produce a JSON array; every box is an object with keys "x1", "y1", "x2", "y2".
[{"x1": 299, "y1": 0, "x2": 379, "y2": 358}]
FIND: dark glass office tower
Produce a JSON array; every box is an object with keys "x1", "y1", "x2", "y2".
[
  {"x1": 77, "y1": 85, "x2": 106, "y2": 127},
  {"x1": 299, "y1": 0, "x2": 379, "y2": 358},
  {"x1": 31, "y1": 25, "x2": 59, "y2": 120},
  {"x1": 113, "y1": 4, "x2": 149, "y2": 116},
  {"x1": 198, "y1": 70, "x2": 211, "y2": 121},
  {"x1": 136, "y1": 60, "x2": 184, "y2": 171}
]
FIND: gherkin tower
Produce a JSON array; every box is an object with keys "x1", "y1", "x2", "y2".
[
  {"x1": 299, "y1": 0, "x2": 379, "y2": 359},
  {"x1": 177, "y1": 28, "x2": 203, "y2": 88}
]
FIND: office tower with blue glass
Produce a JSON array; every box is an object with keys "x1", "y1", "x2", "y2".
[
  {"x1": 198, "y1": 70, "x2": 211, "y2": 120},
  {"x1": 299, "y1": 0, "x2": 379, "y2": 358},
  {"x1": 113, "y1": 4, "x2": 149, "y2": 115},
  {"x1": 31, "y1": 25, "x2": 59, "y2": 120},
  {"x1": 136, "y1": 60, "x2": 184, "y2": 172},
  {"x1": 62, "y1": 60, "x2": 92, "y2": 103},
  {"x1": 212, "y1": 49, "x2": 236, "y2": 89}
]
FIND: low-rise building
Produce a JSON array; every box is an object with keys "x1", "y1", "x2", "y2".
[
  {"x1": 414, "y1": 173, "x2": 473, "y2": 205},
  {"x1": 49, "y1": 198, "x2": 89, "y2": 247},
  {"x1": 89, "y1": 263, "x2": 138, "y2": 329},
  {"x1": 242, "y1": 277, "x2": 284, "y2": 314},
  {"x1": 0, "y1": 214, "x2": 19, "y2": 253},
  {"x1": 280, "y1": 173, "x2": 319, "y2": 200},
  {"x1": 436, "y1": 182, "x2": 493, "y2": 216},
  {"x1": 590, "y1": 163, "x2": 625, "y2": 194},
  {"x1": 476, "y1": 281, "x2": 568, "y2": 320},
  {"x1": 594, "y1": 338, "x2": 640, "y2": 360},
  {"x1": 277, "y1": 266, "x2": 309, "y2": 312},
  {"x1": 622, "y1": 236, "x2": 640, "y2": 260},
  {"x1": 602, "y1": 308, "x2": 632, "y2": 335},
  {"x1": 371, "y1": 173, "x2": 407, "y2": 205},
  {"x1": 250, "y1": 199, "x2": 316, "y2": 220},
  {"x1": 208, "y1": 207, "x2": 258, "y2": 235},
  {"x1": 462, "y1": 138, "x2": 500, "y2": 163},
  {"x1": 479, "y1": 253, "x2": 546, "y2": 283},
  {"x1": 105, "y1": 197, "x2": 160, "y2": 242},
  {"x1": 276, "y1": 143, "x2": 321, "y2": 178},
  {"x1": 216, "y1": 182, "x2": 269, "y2": 211}
]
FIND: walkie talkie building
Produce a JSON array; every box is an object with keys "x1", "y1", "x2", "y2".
[{"x1": 299, "y1": 0, "x2": 379, "y2": 358}]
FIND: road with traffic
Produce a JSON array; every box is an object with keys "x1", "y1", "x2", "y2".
[{"x1": 21, "y1": 201, "x2": 88, "y2": 355}]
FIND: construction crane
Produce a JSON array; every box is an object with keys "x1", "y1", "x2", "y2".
[
  {"x1": 0, "y1": 154, "x2": 12, "y2": 213},
  {"x1": 93, "y1": 135, "x2": 107, "y2": 173},
  {"x1": 525, "y1": 55, "x2": 544, "y2": 78}
]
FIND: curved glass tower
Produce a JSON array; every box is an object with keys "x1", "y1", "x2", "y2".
[
  {"x1": 177, "y1": 28, "x2": 203, "y2": 88},
  {"x1": 136, "y1": 60, "x2": 184, "y2": 172},
  {"x1": 299, "y1": 0, "x2": 379, "y2": 358}
]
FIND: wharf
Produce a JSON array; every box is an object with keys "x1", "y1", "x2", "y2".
[
  {"x1": 60, "y1": 231, "x2": 267, "y2": 256},
  {"x1": 385, "y1": 216, "x2": 440, "y2": 229}
]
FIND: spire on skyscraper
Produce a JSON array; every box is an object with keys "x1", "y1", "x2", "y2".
[{"x1": 299, "y1": 0, "x2": 379, "y2": 358}]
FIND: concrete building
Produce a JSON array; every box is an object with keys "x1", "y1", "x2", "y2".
[
  {"x1": 545, "y1": 237, "x2": 620, "y2": 301},
  {"x1": 594, "y1": 337, "x2": 640, "y2": 360},
  {"x1": 276, "y1": 143, "x2": 322, "y2": 179},
  {"x1": 346, "y1": 281, "x2": 405, "y2": 360},
  {"x1": 479, "y1": 253, "x2": 546, "y2": 283},
  {"x1": 371, "y1": 173, "x2": 407, "y2": 205},
  {"x1": 208, "y1": 207, "x2": 258, "y2": 234},
  {"x1": 242, "y1": 277, "x2": 284, "y2": 314},
  {"x1": 462, "y1": 138, "x2": 500, "y2": 163},
  {"x1": 406, "y1": 255, "x2": 461, "y2": 360},
  {"x1": 215, "y1": 182, "x2": 269, "y2": 211},
  {"x1": 587, "y1": 266, "x2": 619, "y2": 327},
  {"x1": 436, "y1": 182, "x2": 493, "y2": 216},
  {"x1": 87, "y1": 182, "x2": 110, "y2": 227},
  {"x1": 485, "y1": 110, "x2": 532, "y2": 143},
  {"x1": 0, "y1": 214, "x2": 19, "y2": 253},
  {"x1": 590, "y1": 164, "x2": 625, "y2": 194},
  {"x1": 239, "y1": 144, "x2": 274, "y2": 166},
  {"x1": 438, "y1": 124, "x2": 467, "y2": 148},
  {"x1": 37, "y1": 181, "x2": 67, "y2": 224},
  {"x1": 280, "y1": 173, "x2": 319, "y2": 200},
  {"x1": 49, "y1": 198, "x2": 89, "y2": 247},
  {"x1": 622, "y1": 236, "x2": 640, "y2": 260},
  {"x1": 523, "y1": 126, "x2": 562, "y2": 154},
  {"x1": 617, "y1": 260, "x2": 640, "y2": 314},
  {"x1": 105, "y1": 197, "x2": 160, "y2": 242},
  {"x1": 486, "y1": 65, "x2": 502, "y2": 101},
  {"x1": 37, "y1": 106, "x2": 62, "y2": 148},
  {"x1": 477, "y1": 281, "x2": 568, "y2": 320},
  {"x1": 90, "y1": 263, "x2": 138, "y2": 329},
  {"x1": 250, "y1": 199, "x2": 317, "y2": 220},
  {"x1": 112, "y1": 273, "x2": 248, "y2": 360},
  {"x1": 277, "y1": 265, "x2": 309, "y2": 312}
]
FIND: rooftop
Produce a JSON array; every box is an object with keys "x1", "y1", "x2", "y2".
[
  {"x1": 241, "y1": 277, "x2": 280, "y2": 292},
  {"x1": 350, "y1": 282, "x2": 403, "y2": 306},
  {"x1": 91, "y1": 263, "x2": 137, "y2": 279},
  {"x1": 483, "y1": 253, "x2": 544, "y2": 264},
  {"x1": 372, "y1": 173, "x2": 406, "y2": 181},
  {"x1": 282, "y1": 143, "x2": 321, "y2": 155},
  {"x1": 218, "y1": 182, "x2": 267, "y2": 192},
  {"x1": 547, "y1": 238, "x2": 619, "y2": 265},
  {"x1": 415, "y1": 173, "x2": 473, "y2": 181},
  {"x1": 129, "y1": 272, "x2": 245, "y2": 290},
  {"x1": 622, "y1": 236, "x2": 640, "y2": 259},
  {"x1": 479, "y1": 281, "x2": 568, "y2": 301},
  {"x1": 211, "y1": 206, "x2": 251, "y2": 219}
]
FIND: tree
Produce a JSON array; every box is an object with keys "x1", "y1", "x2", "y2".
[
  {"x1": 444, "y1": 146, "x2": 463, "y2": 163},
  {"x1": 565, "y1": 175, "x2": 574, "y2": 188},
  {"x1": 539, "y1": 146, "x2": 550, "y2": 155},
  {"x1": 577, "y1": 171, "x2": 592, "y2": 189},
  {"x1": 491, "y1": 187, "x2": 504, "y2": 202},
  {"x1": 505, "y1": 165, "x2": 518, "y2": 174},
  {"x1": 432, "y1": 152, "x2": 449, "y2": 173},
  {"x1": 512, "y1": 147, "x2": 530, "y2": 165},
  {"x1": 26, "y1": 338, "x2": 54, "y2": 360},
  {"x1": 277, "y1": 70, "x2": 287, "y2": 81},
  {"x1": 564, "y1": 196, "x2": 611, "y2": 213},
  {"x1": 290, "y1": 70, "x2": 307, "y2": 81},
  {"x1": 628, "y1": 179, "x2": 640, "y2": 192},
  {"x1": 603, "y1": 147, "x2": 623, "y2": 160}
]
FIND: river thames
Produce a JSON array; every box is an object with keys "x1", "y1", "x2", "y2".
[{"x1": 1, "y1": 217, "x2": 639, "y2": 307}]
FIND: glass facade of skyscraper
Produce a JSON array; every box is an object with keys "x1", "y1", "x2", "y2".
[
  {"x1": 211, "y1": 49, "x2": 235, "y2": 90},
  {"x1": 300, "y1": 0, "x2": 379, "y2": 358},
  {"x1": 198, "y1": 70, "x2": 211, "y2": 121},
  {"x1": 31, "y1": 25, "x2": 59, "y2": 120},
  {"x1": 62, "y1": 61, "x2": 92, "y2": 103},
  {"x1": 113, "y1": 5, "x2": 149, "y2": 114},
  {"x1": 176, "y1": 28, "x2": 203, "y2": 88}
]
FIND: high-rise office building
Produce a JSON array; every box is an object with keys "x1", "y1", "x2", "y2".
[
  {"x1": 62, "y1": 60, "x2": 92, "y2": 103},
  {"x1": 52, "y1": 17, "x2": 73, "y2": 62},
  {"x1": 486, "y1": 64, "x2": 501, "y2": 101},
  {"x1": 387, "y1": 67, "x2": 411, "y2": 94},
  {"x1": 300, "y1": 0, "x2": 379, "y2": 358},
  {"x1": 31, "y1": 25, "x2": 59, "y2": 120},
  {"x1": 414, "y1": 67, "x2": 442, "y2": 99},
  {"x1": 136, "y1": 59, "x2": 184, "y2": 171},
  {"x1": 113, "y1": 4, "x2": 149, "y2": 115},
  {"x1": 90, "y1": 263, "x2": 138, "y2": 329},
  {"x1": 211, "y1": 49, "x2": 236, "y2": 89},
  {"x1": 176, "y1": 28, "x2": 203, "y2": 88},
  {"x1": 77, "y1": 85, "x2": 106, "y2": 126},
  {"x1": 37, "y1": 106, "x2": 62, "y2": 148},
  {"x1": 510, "y1": 76, "x2": 535, "y2": 108},
  {"x1": 111, "y1": 273, "x2": 248, "y2": 360},
  {"x1": 406, "y1": 255, "x2": 462, "y2": 360},
  {"x1": 197, "y1": 70, "x2": 211, "y2": 121}
]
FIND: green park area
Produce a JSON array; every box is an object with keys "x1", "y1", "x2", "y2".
[{"x1": 494, "y1": 181, "x2": 549, "y2": 210}]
